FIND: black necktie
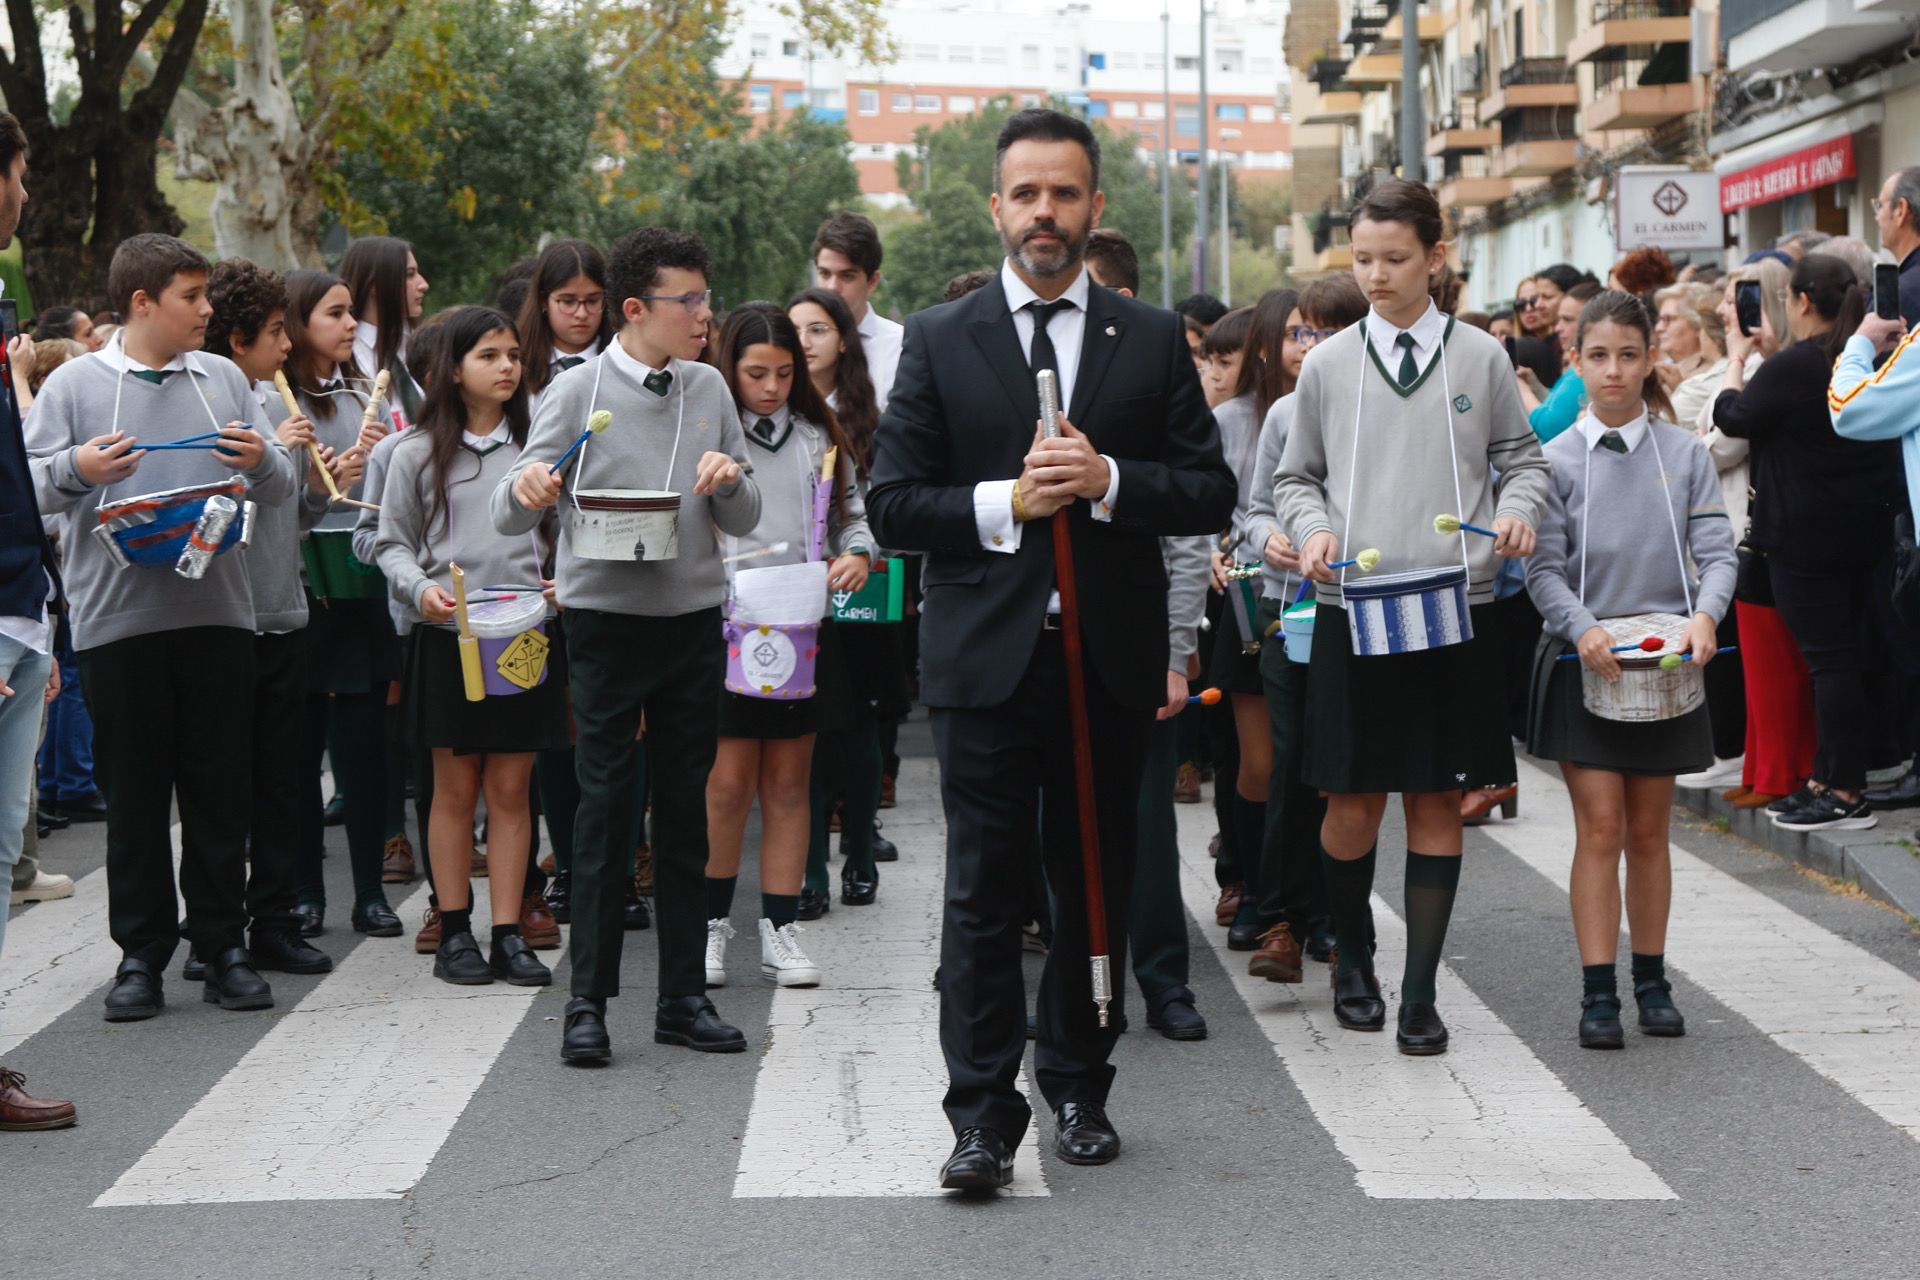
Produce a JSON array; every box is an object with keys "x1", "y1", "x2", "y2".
[
  {"x1": 643, "y1": 368, "x2": 672, "y2": 397},
  {"x1": 1026, "y1": 299, "x2": 1072, "y2": 382},
  {"x1": 1599, "y1": 430, "x2": 1628, "y2": 455},
  {"x1": 752, "y1": 416, "x2": 777, "y2": 444},
  {"x1": 131, "y1": 368, "x2": 174, "y2": 386},
  {"x1": 556, "y1": 356, "x2": 585, "y2": 372},
  {"x1": 316, "y1": 378, "x2": 344, "y2": 395},
  {"x1": 1395, "y1": 332, "x2": 1418, "y2": 386}
]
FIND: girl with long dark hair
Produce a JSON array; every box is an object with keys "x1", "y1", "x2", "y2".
[
  {"x1": 518, "y1": 239, "x2": 614, "y2": 407},
  {"x1": 341, "y1": 236, "x2": 430, "y2": 416}
]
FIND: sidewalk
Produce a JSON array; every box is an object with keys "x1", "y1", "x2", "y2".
[{"x1": 1674, "y1": 780, "x2": 1920, "y2": 922}]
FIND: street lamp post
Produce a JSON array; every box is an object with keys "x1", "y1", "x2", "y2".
[
  {"x1": 1401, "y1": 1, "x2": 1423, "y2": 178},
  {"x1": 1161, "y1": 3, "x2": 1173, "y2": 308},
  {"x1": 1195, "y1": 0, "x2": 1208, "y2": 295},
  {"x1": 1218, "y1": 128, "x2": 1240, "y2": 305}
]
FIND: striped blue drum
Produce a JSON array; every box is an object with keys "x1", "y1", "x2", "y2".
[{"x1": 1342, "y1": 565, "x2": 1473, "y2": 656}]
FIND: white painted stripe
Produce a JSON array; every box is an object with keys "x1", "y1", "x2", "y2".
[
  {"x1": 1499, "y1": 757, "x2": 1920, "y2": 1141},
  {"x1": 95, "y1": 881, "x2": 553, "y2": 1205},
  {"x1": 1178, "y1": 816, "x2": 1673, "y2": 1199},
  {"x1": 732, "y1": 757, "x2": 1048, "y2": 1197}
]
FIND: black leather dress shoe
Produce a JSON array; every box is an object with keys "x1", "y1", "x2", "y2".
[
  {"x1": 323, "y1": 794, "x2": 346, "y2": 827},
  {"x1": 103, "y1": 958, "x2": 164, "y2": 1022},
  {"x1": 1304, "y1": 921, "x2": 1336, "y2": 963},
  {"x1": 1395, "y1": 1001, "x2": 1449, "y2": 1055},
  {"x1": 489, "y1": 934, "x2": 552, "y2": 987},
  {"x1": 940, "y1": 1126, "x2": 1015, "y2": 1191},
  {"x1": 36, "y1": 807, "x2": 70, "y2": 835},
  {"x1": 1634, "y1": 980, "x2": 1686, "y2": 1037},
  {"x1": 1331, "y1": 968, "x2": 1386, "y2": 1030},
  {"x1": 654, "y1": 995, "x2": 747, "y2": 1052},
  {"x1": 61, "y1": 790, "x2": 108, "y2": 823},
  {"x1": 1226, "y1": 916, "x2": 1262, "y2": 951},
  {"x1": 622, "y1": 886, "x2": 652, "y2": 931},
  {"x1": 545, "y1": 869, "x2": 572, "y2": 924},
  {"x1": 561, "y1": 997, "x2": 610, "y2": 1064},
  {"x1": 869, "y1": 823, "x2": 899, "y2": 863},
  {"x1": 182, "y1": 948, "x2": 206, "y2": 982},
  {"x1": 796, "y1": 887, "x2": 831, "y2": 921},
  {"x1": 292, "y1": 902, "x2": 325, "y2": 938},
  {"x1": 1579, "y1": 993, "x2": 1625, "y2": 1049},
  {"x1": 1146, "y1": 986, "x2": 1208, "y2": 1041},
  {"x1": 202, "y1": 947, "x2": 275, "y2": 1011},
  {"x1": 351, "y1": 900, "x2": 403, "y2": 937},
  {"x1": 1053, "y1": 1102, "x2": 1120, "y2": 1165},
  {"x1": 250, "y1": 927, "x2": 333, "y2": 974},
  {"x1": 433, "y1": 932, "x2": 495, "y2": 986},
  {"x1": 840, "y1": 865, "x2": 878, "y2": 906}
]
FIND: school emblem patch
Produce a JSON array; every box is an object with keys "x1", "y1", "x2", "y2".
[{"x1": 1452, "y1": 394, "x2": 1473, "y2": 413}]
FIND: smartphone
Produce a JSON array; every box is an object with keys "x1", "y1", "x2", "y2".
[
  {"x1": 1735, "y1": 280, "x2": 1762, "y2": 337},
  {"x1": 1504, "y1": 335, "x2": 1519, "y2": 368},
  {"x1": 0, "y1": 298, "x2": 17, "y2": 344},
  {"x1": 1874, "y1": 262, "x2": 1902, "y2": 321}
]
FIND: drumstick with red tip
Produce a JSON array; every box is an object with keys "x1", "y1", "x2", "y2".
[{"x1": 1557, "y1": 637, "x2": 1668, "y2": 661}]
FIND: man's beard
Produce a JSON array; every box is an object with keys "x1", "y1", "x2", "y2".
[{"x1": 1005, "y1": 221, "x2": 1085, "y2": 279}]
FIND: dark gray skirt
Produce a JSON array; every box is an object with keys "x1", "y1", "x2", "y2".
[
  {"x1": 404, "y1": 625, "x2": 569, "y2": 755},
  {"x1": 1304, "y1": 602, "x2": 1515, "y2": 794},
  {"x1": 1525, "y1": 634, "x2": 1712, "y2": 777}
]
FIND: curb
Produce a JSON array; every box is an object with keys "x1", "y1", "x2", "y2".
[{"x1": 1675, "y1": 783, "x2": 1920, "y2": 922}]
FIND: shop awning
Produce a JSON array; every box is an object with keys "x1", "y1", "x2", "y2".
[{"x1": 1713, "y1": 102, "x2": 1881, "y2": 212}]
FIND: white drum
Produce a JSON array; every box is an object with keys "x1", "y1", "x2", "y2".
[
  {"x1": 569, "y1": 489, "x2": 680, "y2": 561},
  {"x1": 1580, "y1": 612, "x2": 1705, "y2": 723}
]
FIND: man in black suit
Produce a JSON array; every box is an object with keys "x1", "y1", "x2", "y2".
[{"x1": 868, "y1": 108, "x2": 1235, "y2": 1191}]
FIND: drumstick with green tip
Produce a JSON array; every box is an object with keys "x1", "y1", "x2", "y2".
[
  {"x1": 1661, "y1": 646, "x2": 1737, "y2": 670},
  {"x1": 551, "y1": 410, "x2": 613, "y2": 474},
  {"x1": 1434, "y1": 513, "x2": 1499, "y2": 539}
]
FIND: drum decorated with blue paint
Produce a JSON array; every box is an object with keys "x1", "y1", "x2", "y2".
[
  {"x1": 93, "y1": 479, "x2": 253, "y2": 571},
  {"x1": 1342, "y1": 565, "x2": 1472, "y2": 656}
]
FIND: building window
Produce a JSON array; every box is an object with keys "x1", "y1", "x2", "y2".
[
  {"x1": 783, "y1": 89, "x2": 807, "y2": 109},
  {"x1": 981, "y1": 46, "x2": 1007, "y2": 65},
  {"x1": 1022, "y1": 44, "x2": 1041, "y2": 69},
  {"x1": 1250, "y1": 103, "x2": 1276, "y2": 124},
  {"x1": 914, "y1": 43, "x2": 939, "y2": 61},
  {"x1": 1217, "y1": 102, "x2": 1247, "y2": 121},
  {"x1": 1174, "y1": 55, "x2": 1198, "y2": 72},
  {"x1": 1144, "y1": 100, "x2": 1166, "y2": 120},
  {"x1": 1218, "y1": 50, "x2": 1243, "y2": 74},
  {"x1": 1113, "y1": 52, "x2": 1137, "y2": 70},
  {"x1": 749, "y1": 84, "x2": 772, "y2": 113},
  {"x1": 915, "y1": 94, "x2": 941, "y2": 112},
  {"x1": 1175, "y1": 105, "x2": 1201, "y2": 136},
  {"x1": 750, "y1": 33, "x2": 769, "y2": 58},
  {"x1": 950, "y1": 46, "x2": 973, "y2": 63},
  {"x1": 1114, "y1": 100, "x2": 1140, "y2": 118},
  {"x1": 891, "y1": 93, "x2": 912, "y2": 113},
  {"x1": 1089, "y1": 100, "x2": 1109, "y2": 117},
  {"x1": 858, "y1": 88, "x2": 879, "y2": 115},
  {"x1": 949, "y1": 95, "x2": 975, "y2": 113},
  {"x1": 782, "y1": 39, "x2": 801, "y2": 57}
]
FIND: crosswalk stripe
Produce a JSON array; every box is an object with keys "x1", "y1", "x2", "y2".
[
  {"x1": 1177, "y1": 812, "x2": 1675, "y2": 1199},
  {"x1": 732, "y1": 758, "x2": 1049, "y2": 1197},
  {"x1": 94, "y1": 881, "x2": 550, "y2": 1205},
  {"x1": 1497, "y1": 757, "x2": 1920, "y2": 1142}
]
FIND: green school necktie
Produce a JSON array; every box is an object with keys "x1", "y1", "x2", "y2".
[
  {"x1": 556, "y1": 356, "x2": 585, "y2": 372},
  {"x1": 1599, "y1": 430, "x2": 1628, "y2": 455},
  {"x1": 643, "y1": 368, "x2": 673, "y2": 397},
  {"x1": 131, "y1": 368, "x2": 174, "y2": 385},
  {"x1": 1395, "y1": 332, "x2": 1418, "y2": 387},
  {"x1": 752, "y1": 416, "x2": 777, "y2": 445}
]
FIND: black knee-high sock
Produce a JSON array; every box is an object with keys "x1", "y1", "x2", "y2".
[
  {"x1": 1401, "y1": 851, "x2": 1462, "y2": 1005},
  {"x1": 1319, "y1": 844, "x2": 1377, "y2": 976},
  {"x1": 1583, "y1": 963, "x2": 1618, "y2": 1001},
  {"x1": 1231, "y1": 793, "x2": 1268, "y2": 912},
  {"x1": 705, "y1": 875, "x2": 737, "y2": 922}
]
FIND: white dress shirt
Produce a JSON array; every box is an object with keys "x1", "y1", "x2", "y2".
[
  {"x1": 1363, "y1": 298, "x2": 1448, "y2": 374},
  {"x1": 857, "y1": 306, "x2": 904, "y2": 411},
  {"x1": 1577, "y1": 407, "x2": 1651, "y2": 453}
]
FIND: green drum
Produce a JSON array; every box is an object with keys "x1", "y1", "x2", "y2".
[
  {"x1": 831, "y1": 558, "x2": 905, "y2": 624},
  {"x1": 301, "y1": 528, "x2": 387, "y2": 602}
]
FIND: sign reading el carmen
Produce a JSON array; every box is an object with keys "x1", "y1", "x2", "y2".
[{"x1": 1719, "y1": 135, "x2": 1856, "y2": 213}]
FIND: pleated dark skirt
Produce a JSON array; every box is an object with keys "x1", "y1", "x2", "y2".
[
  {"x1": 404, "y1": 624, "x2": 570, "y2": 755},
  {"x1": 1304, "y1": 602, "x2": 1515, "y2": 794},
  {"x1": 1209, "y1": 598, "x2": 1266, "y2": 694},
  {"x1": 304, "y1": 594, "x2": 400, "y2": 696},
  {"x1": 1525, "y1": 634, "x2": 1712, "y2": 777},
  {"x1": 717, "y1": 615, "x2": 853, "y2": 740}
]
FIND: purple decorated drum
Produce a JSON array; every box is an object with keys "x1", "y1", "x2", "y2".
[
  {"x1": 467, "y1": 594, "x2": 551, "y2": 697},
  {"x1": 725, "y1": 618, "x2": 820, "y2": 700}
]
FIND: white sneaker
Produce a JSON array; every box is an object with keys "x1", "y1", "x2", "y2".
[
  {"x1": 10, "y1": 870, "x2": 75, "y2": 905},
  {"x1": 1676, "y1": 756, "x2": 1744, "y2": 790},
  {"x1": 759, "y1": 918, "x2": 821, "y2": 988},
  {"x1": 705, "y1": 918, "x2": 735, "y2": 988}
]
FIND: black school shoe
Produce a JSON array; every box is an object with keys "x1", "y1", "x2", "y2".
[
  {"x1": 489, "y1": 934, "x2": 552, "y2": 987},
  {"x1": 561, "y1": 997, "x2": 611, "y2": 1064},
  {"x1": 202, "y1": 947, "x2": 275, "y2": 1012},
  {"x1": 433, "y1": 932, "x2": 495, "y2": 986},
  {"x1": 103, "y1": 958, "x2": 164, "y2": 1022},
  {"x1": 1579, "y1": 993, "x2": 1625, "y2": 1049},
  {"x1": 654, "y1": 995, "x2": 747, "y2": 1052},
  {"x1": 1634, "y1": 980, "x2": 1687, "y2": 1037},
  {"x1": 1395, "y1": 1002, "x2": 1449, "y2": 1055},
  {"x1": 352, "y1": 900, "x2": 404, "y2": 937},
  {"x1": 250, "y1": 927, "x2": 334, "y2": 974},
  {"x1": 545, "y1": 869, "x2": 573, "y2": 924},
  {"x1": 797, "y1": 887, "x2": 832, "y2": 921},
  {"x1": 1772, "y1": 790, "x2": 1877, "y2": 832},
  {"x1": 870, "y1": 822, "x2": 899, "y2": 863},
  {"x1": 623, "y1": 885, "x2": 652, "y2": 931}
]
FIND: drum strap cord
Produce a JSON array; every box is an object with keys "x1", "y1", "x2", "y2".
[
  {"x1": 100, "y1": 351, "x2": 233, "y2": 503},
  {"x1": 572, "y1": 352, "x2": 685, "y2": 509},
  {"x1": 1578, "y1": 420, "x2": 1692, "y2": 619}
]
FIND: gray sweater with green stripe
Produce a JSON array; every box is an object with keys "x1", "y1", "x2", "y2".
[{"x1": 1274, "y1": 317, "x2": 1549, "y2": 608}]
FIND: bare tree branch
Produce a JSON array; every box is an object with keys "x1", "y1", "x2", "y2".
[{"x1": 108, "y1": 0, "x2": 190, "y2": 82}]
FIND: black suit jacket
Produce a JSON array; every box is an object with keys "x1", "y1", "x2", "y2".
[{"x1": 869, "y1": 275, "x2": 1234, "y2": 711}]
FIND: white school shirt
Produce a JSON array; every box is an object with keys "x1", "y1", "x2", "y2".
[
  {"x1": 1363, "y1": 298, "x2": 1448, "y2": 373},
  {"x1": 1577, "y1": 408, "x2": 1651, "y2": 454},
  {"x1": 857, "y1": 305, "x2": 903, "y2": 410}
]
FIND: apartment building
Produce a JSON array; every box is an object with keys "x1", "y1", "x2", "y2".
[{"x1": 717, "y1": 0, "x2": 1295, "y2": 204}]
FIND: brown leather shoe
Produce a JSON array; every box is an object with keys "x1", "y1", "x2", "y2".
[
  {"x1": 382, "y1": 834, "x2": 416, "y2": 883},
  {"x1": 1174, "y1": 761, "x2": 1202, "y2": 804},
  {"x1": 415, "y1": 906, "x2": 442, "y2": 955},
  {"x1": 1461, "y1": 785, "x2": 1518, "y2": 826},
  {"x1": 634, "y1": 844, "x2": 655, "y2": 897},
  {"x1": 1248, "y1": 922, "x2": 1304, "y2": 983},
  {"x1": 538, "y1": 852, "x2": 557, "y2": 874},
  {"x1": 879, "y1": 772, "x2": 897, "y2": 810},
  {"x1": 1732, "y1": 790, "x2": 1783, "y2": 810},
  {"x1": 0, "y1": 1068, "x2": 77, "y2": 1131},
  {"x1": 1214, "y1": 882, "x2": 1244, "y2": 927},
  {"x1": 470, "y1": 848, "x2": 489, "y2": 878},
  {"x1": 521, "y1": 894, "x2": 562, "y2": 950},
  {"x1": 1721, "y1": 784, "x2": 1752, "y2": 803}
]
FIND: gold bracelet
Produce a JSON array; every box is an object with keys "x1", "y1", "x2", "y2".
[{"x1": 1010, "y1": 481, "x2": 1028, "y2": 524}]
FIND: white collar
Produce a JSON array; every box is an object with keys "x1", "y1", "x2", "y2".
[
  {"x1": 1363, "y1": 300, "x2": 1445, "y2": 357},
  {"x1": 741, "y1": 403, "x2": 792, "y2": 435},
  {"x1": 605, "y1": 334, "x2": 674, "y2": 389},
  {"x1": 855, "y1": 306, "x2": 879, "y2": 337},
  {"x1": 1579, "y1": 407, "x2": 1651, "y2": 453},
  {"x1": 462, "y1": 419, "x2": 511, "y2": 450},
  {"x1": 999, "y1": 259, "x2": 1091, "y2": 319},
  {"x1": 552, "y1": 335, "x2": 603, "y2": 366},
  {"x1": 96, "y1": 329, "x2": 191, "y2": 376}
]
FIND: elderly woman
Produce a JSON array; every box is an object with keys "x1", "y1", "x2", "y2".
[{"x1": 1655, "y1": 283, "x2": 1728, "y2": 428}]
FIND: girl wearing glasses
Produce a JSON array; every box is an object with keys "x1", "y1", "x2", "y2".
[{"x1": 519, "y1": 240, "x2": 614, "y2": 411}]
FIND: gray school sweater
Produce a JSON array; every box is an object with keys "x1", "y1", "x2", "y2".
[
  {"x1": 375, "y1": 427, "x2": 553, "y2": 633},
  {"x1": 727, "y1": 409, "x2": 872, "y2": 567},
  {"x1": 27, "y1": 349, "x2": 297, "y2": 650},
  {"x1": 1163, "y1": 533, "x2": 1212, "y2": 668},
  {"x1": 1526, "y1": 417, "x2": 1738, "y2": 644},
  {"x1": 299, "y1": 373, "x2": 384, "y2": 533},
  {"x1": 1215, "y1": 392, "x2": 1263, "y2": 560},
  {"x1": 1274, "y1": 318, "x2": 1550, "y2": 609},
  {"x1": 246, "y1": 382, "x2": 328, "y2": 633},
  {"x1": 1243, "y1": 392, "x2": 1302, "y2": 603},
  {"x1": 492, "y1": 346, "x2": 761, "y2": 617},
  {"x1": 352, "y1": 428, "x2": 412, "y2": 631}
]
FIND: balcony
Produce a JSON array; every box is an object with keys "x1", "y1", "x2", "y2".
[
  {"x1": 1481, "y1": 58, "x2": 1579, "y2": 119},
  {"x1": 1427, "y1": 124, "x2": 1499, "y2": 155},
  {"x1": 1344, "y1": 52, "x2": 1404, "y2": 84},
  {"x1": 1585, "y1": 58, "x2": 1706, "y2": 129},
  {"x1": 1494, "y1": 137, "x2": 1580, "y2": 178},
  {"x1": 1567, "y1": 1, "x2": 1695, "y2": 65},
  {"x1": 1308, "y1": 56, "x2": 1352, "y2": 93},
  {"x1": 1723, "y1": 0, "x2": 1920, "y2": 73},
  {"x1": 1303, "y1": 91, "x2": 1367, "y2": 124},
  {"x1": 1436, "y1": 175, "x2": 1514, "y2": 207},
  {"x1": 1379, "y1": 7, "x2": 1454, "y2": 43},
  {"x1": 1344, "y1": 2, "x2": 1392, "y2": 49}
]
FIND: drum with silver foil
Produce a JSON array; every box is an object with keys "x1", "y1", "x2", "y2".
[
  {"x1": 1579, "y1": 612, "x2": 1704, "y2": 723},
  {"x1": 1341, "y1": 565, "x2": 1472, "y2": 656},
  {"x1": 175, "y1": 494, "x2": 238, "y2": 580},
  {"x1": 93, "y1": 479, "x2": 253, "y2": 571}
]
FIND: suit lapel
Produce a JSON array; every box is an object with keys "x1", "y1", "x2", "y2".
[
  {"x1": 1068, "y1": 283, "x2": 1124, "y2": 424},
  {"x1": 968, "y1": 279, "x2": 1040, "y2": 431}
]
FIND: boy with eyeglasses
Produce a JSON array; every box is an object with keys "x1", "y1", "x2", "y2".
[{"x1": 496, "y1": 226, "x2": 762, "y2": 1065}]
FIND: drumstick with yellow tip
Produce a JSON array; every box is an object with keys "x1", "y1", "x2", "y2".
[
  {"x1": 450, "y1": 563, "x2": 486, "y2": 703},
  {"x1": 1329, "y1": 547, "x2": 1381, "y2": 571},
  {"x1": 1434, "y1": 513, "x2": 1499, "y2": 539},
  {"x1": 1660, "y1": 647, "x2": 1737, "y2": 671},
  {"x1": 551, "y1": 409, "x2": 613, "y2": 475}
]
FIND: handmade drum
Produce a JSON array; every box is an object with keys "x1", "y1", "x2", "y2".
[
  {"x1": 1282, "y1": 600, "x2": 1316, "y2": 664},
  {"x1": 467, "y1": 594, "x2": 551, "y2": 697},
  {"x1": 300, "y1": 528, "x2": 387, "y2": 601},
  {"x1": 831, "y1": 559, "x2": 905, "y2": 623},
  {"x1": 1342, "y1": 565, "x2": 1473, "y2": 656},
  {"x1": 1580, "y1": 612, "x2": 1705, "y2": 723},
  {"x1": 1228, "y1": 572, "x2": 1262, "y2": 654},
  {"x1": 570, "y1": 489, "x2": 680, "y2": 561},
  {"x1": 94, "y1": 479, "x2": 254, "y2": 571},
  {"x1": 726, "y1": 560, "x2": 829, "y2": 700}
]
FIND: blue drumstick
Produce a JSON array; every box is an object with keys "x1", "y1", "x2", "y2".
[
  {"x1": 1433, "y1": 513, "x2": 1498, "y2": 539},
  {"x1": 550, "y1": 410, "x2": 613, "y2": 474}
]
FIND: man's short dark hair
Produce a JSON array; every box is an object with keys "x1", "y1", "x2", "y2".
[
  {"x1": 994, "y1": 108, "x2": 1101, "y2": 195},
  {"x1": 204, "y1": 258, "x2": 288, "y2": 357},
  {"x1": 1083, "y1": 228, "x2": 1140, "y2": 295},
  {"x1": 107, "y1": 233, "x2": 211, "y2": 316},
  {"x1": 608, "y1": 227, "x2": 712, "y2": 317},
  {"x1": 812, "y1": 211, "x2": 883, "y2": 277},
  {"x1": 1174, "y1": 292, "x2": 1228, "y2": 332},
  {"x1": 943, "y1": 270, "x2": 997, "y2": 302},
  {"x1": 0, "y1": 112, "x2": 27, "y2": 179}
]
